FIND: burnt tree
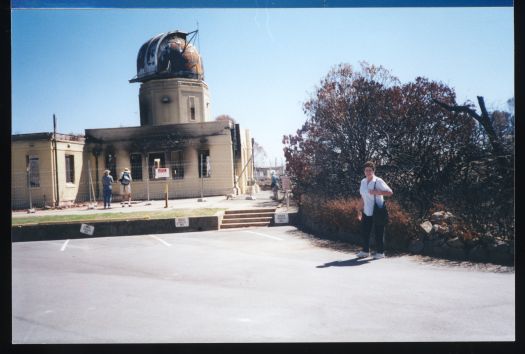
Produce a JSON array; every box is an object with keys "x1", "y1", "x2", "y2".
[{"x1": 433, "y1": 96, "x2": 509, "y2": 161}]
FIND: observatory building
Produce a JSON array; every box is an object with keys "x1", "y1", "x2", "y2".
[
  {"x1": 11, "y1": 30, "x2": 254, "y2": 209},
  {"x1": 130, "y1": 30, "x2": 211, "y2": 125}
]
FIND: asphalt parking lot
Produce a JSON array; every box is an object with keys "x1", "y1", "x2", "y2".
[{"x1": 12, "y1": 226, "x2": 515, "y2": 343}]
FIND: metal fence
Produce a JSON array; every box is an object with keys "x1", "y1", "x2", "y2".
[{"x1": 12, "y1": 159, "x2": 254, "y2": 210}]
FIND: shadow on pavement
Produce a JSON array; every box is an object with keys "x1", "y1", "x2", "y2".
[{"x1": 316, "y1": 258, "x2": 373, "y2": 268}]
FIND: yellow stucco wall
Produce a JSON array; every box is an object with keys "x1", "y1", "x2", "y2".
[
  {"x1": 11, "y1": 139, "x2": 54, "y2": 209},
  {"x1": 85, "y1": 133, "x2": 236, "y2": 201},
  {"x1": 12, "y1": 127, "x2": 251, "y2": 209},
  {"x1": 56, "y1": 140, "x2": 89, "y2": 204},
  {"x1": 139, "y1": 78, "x2": 211, "y2": 125},
  {"x1": 11, "y1": 137, "x2": 87, "y2": 208}
]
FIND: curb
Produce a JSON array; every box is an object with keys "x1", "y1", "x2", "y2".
[
  {"x1": 12, "y1": 216, "x2": 219, "y2": 242},
  {"x1": 11, "y1": 212, "x2": 300, "y2": 242}
]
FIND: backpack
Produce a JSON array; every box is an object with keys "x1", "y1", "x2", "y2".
[{"x1": 120, "y1": 172, "x2": 130, "y2": 185}]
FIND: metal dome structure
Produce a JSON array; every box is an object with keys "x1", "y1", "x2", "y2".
[{"x1": 129, "y1": 30, "x2": 204, "y2": 83}]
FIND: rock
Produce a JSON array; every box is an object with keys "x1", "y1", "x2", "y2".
[
  {"x1": 431, "y1": 211, "x2": 455, "y2": 224},
  {"x1": 447, "y1": 237, "x2": 464, "y2": 248},
  {"x1": 431, "y1": 237, "x2": 446, "y2": 248},
  {"x1": 468, "y1": 245, "x2": 489, "y2": 263},
  {"x1": 422, "y1": 239, "x2": 434, "y2": 255},
  {"x1": 408, "y1": 239, "x2": 424, "y2": 253},
  {"x1": 487, "y1": 239, "x2": 509, "y2": 252},
  {"x1": 434, "y1": 224, "x2": 449, "y2": 235},
  {"x1": 487, "y1": 240, "x2": 510, "y2": 263},
  {"x1": 420, "y1": 221, "x2": 433, "y2": 234},
  {"x1": 432, "y1": 242, "x2": 466, "y2": 260},
  {"x1": 487, "y1": 241, "x2": 513, "y2": 265},
  {"x1": 431, "y1": 243, "x2": 449, "y2": 258},
  {"x1": 464, "y1": 237, "x2": 480, "y2": 248},
  {"x1": 479, "y1": 232, "x2": 494, "y2": 245},
  {"x1": 446, "y1": 246, "x2": 467, "y2": 260},
  {"x1": 425, "y1": 231, "x2": 437, "y2": 241}
]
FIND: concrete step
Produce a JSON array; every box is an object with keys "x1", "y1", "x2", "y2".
[
  {"x1": 220, "y1": 221, "x2": 271, "y2": 229},
  {"x1": 220, "y1": 208, "x2": 276, "y2": 229},
  {"x1": 223, "y1": 212, "x2": 275, "y2": 219},
  {"x1": 224, "y1": 208, "x2": 276, "y2": 215},
  {"x1": 222, "y1": 217, "x2": 273, "y2": 224}
]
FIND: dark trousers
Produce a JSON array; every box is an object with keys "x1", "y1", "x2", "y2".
[
  {"x1": 361, "y1": 214, "x2": 384, "y2": 253},
  {"x1": 103, "y1": 188, "x2": 112, "y2": 207}
]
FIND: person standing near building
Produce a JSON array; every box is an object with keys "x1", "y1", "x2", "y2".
[
  {"x1": 102, "y1": 170, "x2": 114, "y2": 209},
  {"x1": 356, "y1": 161, "x2": 393, "y2": 259},
  {"x1": 119, "y1": 167, "x2": 133, "y2": 207},
  {"x1": 271, "y1": 171, "x2": 280, "y2": 200}
]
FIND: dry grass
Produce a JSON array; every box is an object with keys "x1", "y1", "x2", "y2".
[{"x1": 11, "y1": 208, "x2": 226, "y2": 226}]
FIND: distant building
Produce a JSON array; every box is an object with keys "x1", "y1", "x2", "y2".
[
  {"x1": 11, "y1": 30, "x2": 254, "y2": 209},
  {"x1": 255, "y1": 165, "x2": 285, "y2": 180}
]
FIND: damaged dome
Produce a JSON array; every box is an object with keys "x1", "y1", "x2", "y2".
[{"x1": 130, "y1": 30, "x2": 204, "y2": 83}]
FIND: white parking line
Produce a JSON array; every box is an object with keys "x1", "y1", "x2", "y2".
[
  {"x1": 149, "y1": 235, "x2": 171, "y2": 247},
  {"x1": 244, "y1": 230, "x2": 283, "y2": 241},
  {"x1": 60, "y1": 239, "x2": 70, "y2": 251}
]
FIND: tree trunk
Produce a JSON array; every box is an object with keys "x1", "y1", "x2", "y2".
[{"x1": 432, "y1": 96, "x2": 509, "y2": 173}]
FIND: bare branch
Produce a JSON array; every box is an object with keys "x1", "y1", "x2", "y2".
[
  {"x1": 432, "y1": 98, "x2": 481, "y2": 120},
  {"x1": 433, "y1": 97, "x2": 506, "y2": 160}
]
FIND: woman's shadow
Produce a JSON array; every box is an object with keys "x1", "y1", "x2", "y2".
[{"x1": 316, "y1": 257, "x2": 374, "y2": 268}]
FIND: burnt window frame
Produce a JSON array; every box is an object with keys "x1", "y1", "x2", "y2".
[
  {"x1": 130, "y1": 153, "x2": 143, "y2": 181},
  {"x1": 170, "y1": 150, "x2": 185, "y2": 180},
  {"x1": 198, "y1": 150, "x2": 210, "y2": 178},
  {"x1": 148, "y1": 152, "x2": 166, "y2": 179},
  {"x1": 105, "y1": 151, "x2": 117, "y2": 181}
]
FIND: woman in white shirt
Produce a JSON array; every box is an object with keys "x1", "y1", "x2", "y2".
[{"x1": 356, "y1": 161, "x2": 393, "y2": 259}]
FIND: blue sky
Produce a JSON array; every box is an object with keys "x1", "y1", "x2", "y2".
[{"x1": 11, "y1": 7, "x2": 514, "y2": 165}]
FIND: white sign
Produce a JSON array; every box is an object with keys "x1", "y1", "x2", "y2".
[
  {"x1": 274, "y1": 213, "x2": 289, "y2": 224},
  {"x1": 175, "y1": 217, "x2": 190, "y2": 228},
  {"x1": 280, "y1": 176, "x2": 291, "y2": 191},
  {"x1": 80, "y1": 224, "x2": 95, "y2": 235},
  {"x1": 155, "y1": 167, "x2": 170, "y2": 179}
]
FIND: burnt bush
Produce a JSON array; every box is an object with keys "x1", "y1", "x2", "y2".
[{"x1": 298, "y1": 193, "x2": 415, "y2": 249}]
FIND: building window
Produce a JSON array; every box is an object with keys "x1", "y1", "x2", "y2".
[
  {"x1": 198, "y1": 150, "x2": 210, "y2": 178},
  {"x1": 65, "y1": 155, "x2": 75, "y2": 183},
  {"x1": 148, "y1": 152, "x2": 166, "y2": 179},
  {"x1": 188, "y1": 96, "x2": 196, "y2": 121},
  {"x1": 170, "y1": 150, "x2": 184, "y2": 179},
  {"x1": 130, "y1": 153, "x2": 143, "y2": 181},
  {"x1": 26, "y1": 155, "x2": 40, "y2": 188},
  {"x1": 105, "y1": 152, "x2": 117, "y2": 180}
]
